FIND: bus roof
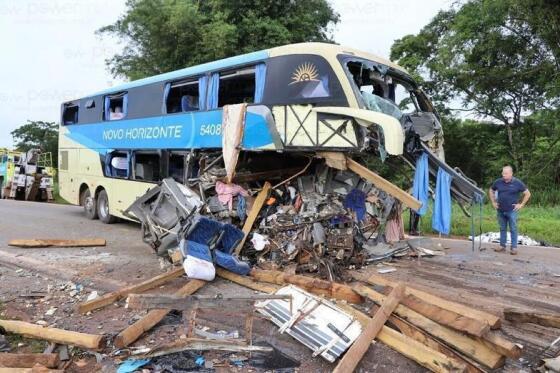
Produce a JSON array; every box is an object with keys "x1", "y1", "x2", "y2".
[{"x1": 87, "y1": 42, "x2": 409, "y2": 99}]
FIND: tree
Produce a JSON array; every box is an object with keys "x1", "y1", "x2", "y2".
[
  {"x1": 11, "y1": 121, "x2": 58, "y2": 165},
  {"x1": 98, "y1": 0, "x2": 339, "y2": 80},
  {"x1": 390, "y1": 0, "x2": 560, "y2": 171}
]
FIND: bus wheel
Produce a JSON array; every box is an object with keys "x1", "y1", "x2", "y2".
[
  {"x1": 82, "y1": 188, "x2": 98, "y2": 220},
  {"x1": 97, "y1": 190, "x2": 117, "y2": 224}
]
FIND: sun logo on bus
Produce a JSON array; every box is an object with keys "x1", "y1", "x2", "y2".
[{"x1": 290, "y1": 62, "x2": 319, "y2": 84}]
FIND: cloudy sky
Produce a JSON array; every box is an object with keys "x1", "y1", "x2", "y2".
[{"x1": 0, "y1": 0, "x2": 452, "y2": 147}]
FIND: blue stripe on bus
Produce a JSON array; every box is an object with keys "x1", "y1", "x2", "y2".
[
  {"x1": 89, "y1": 50, "x2": 269, "y2": 98},
  {"x1": 65, "y1": 109, "x2": 274, "y2": 152}
]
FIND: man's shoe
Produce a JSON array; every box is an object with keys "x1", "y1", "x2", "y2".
[
  {"x1": 494, "y1": 246, "x2": 506, "y2": 253},
  {"x1": 510, "y1": 249, "x2": 518, "y2": 255}
]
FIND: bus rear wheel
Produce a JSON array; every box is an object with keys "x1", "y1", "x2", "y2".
[
  {"x1": 82, "y1": 188, "x2": 98, "y2": 220},
  {"x1": 97, "y1": 189, "x2": 117, "y2": 224}
]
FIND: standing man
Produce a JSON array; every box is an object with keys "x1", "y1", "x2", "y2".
[{"x1": 488, "y1": 166, "x2": 531, "y2": 255}]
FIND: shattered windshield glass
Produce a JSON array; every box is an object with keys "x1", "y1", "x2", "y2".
[{"x1": 343, "y1": 59, "x2": 426, "y2": 119}]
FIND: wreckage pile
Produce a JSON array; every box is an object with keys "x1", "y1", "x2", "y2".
[{"x1": 127, "y1": 152, "x2": 420, "y2": 283}]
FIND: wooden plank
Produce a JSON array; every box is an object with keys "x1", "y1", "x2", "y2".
[
  {"x1": 386, "y1": 311, "x2": 487, "y2": 373},
  {"x1": 216, "y1": 268, "x2": 279, "y2": 293},
  {"x1": 333, "y1": 284, "x2": 405, "y2": 373},
  {"x1": 0, "y1": 320, "x2": 103, "y2": 350},
  {"x1": 0, "y1": 353, "x2": 59, "y2": 368},
  {"x1": 126, "y1": 293, "x2": 291, "y2": 311},
  {"x1": 8, "y1": 238, "x2": 106, "y2": 248},
  {"x1": 0, "y1": 368, "x2": 63, "y2": 373},
  {"x1": 360, "y1": 273, "x2": 501, "y2": 329},
  {"x1": 354, "y1": 285, "x2": 505, "y2": 369},
  {"x1": 219, "y1": 268, "x2": 464, "y2": 372},
  {"x1": 335, "y1": 302, "x2": 467, "y2": 373},
  {"x1": 398, "y1": 292, "x2": 490, "y2": 337},
  {"x1": 77, "y1": 267, "x2": 184, "y2": 314},
  {"x1": 113, "y1": 279, "x2": 206, "y2": 348},
  {"x1": 249, "y1": 269, "x2": 363, "y2": 304},
  {"x1": 317, "y1": 152, "x2": 347, "y2": 170},
  {"x1": 139, "y1": 338, "x2": 272, "y2": 359},
  {"x1": 234, "y1": 182, "x2": 271, "y2": 255},
  {"x1": 346, "y1": 157, "x2": 421, "y2": 210},
  {"x1": 504, "y1": 308, "x2": 560, "y2": 328}
]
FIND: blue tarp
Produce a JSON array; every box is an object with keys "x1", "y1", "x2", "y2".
[
  {"x1": 254, "y1": 63, "x2": 266, "y2": 103},
  {"x1": 432, "y1": 167, "x2": 452, "y2": 235},
  {"x1": 208, "y1": 72, "x2": 220, "y2": 110},
  {"x1": 412, "y1": 152, "x2": 429, "y2": 216}
]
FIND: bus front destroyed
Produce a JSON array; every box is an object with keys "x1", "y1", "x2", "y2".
[{"x1": 126, "y1": 149, "x2": 424, "y2": 282}]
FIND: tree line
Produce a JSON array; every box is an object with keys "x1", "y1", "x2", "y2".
[{"x1": 11, "y1": 0, "x2": 560, "y2": 205}]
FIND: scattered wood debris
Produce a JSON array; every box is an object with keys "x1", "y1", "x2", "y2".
[{"x1": 8, "y1": 238, "x2": 106, "y2": 248}]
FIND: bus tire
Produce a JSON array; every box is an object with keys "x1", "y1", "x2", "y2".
[
  {"x1": 97, "y1": 189, "x2": 117, "y2": 224},
  {"x1": 82, "y1": 188, "x2": 98, "y2": 220}
]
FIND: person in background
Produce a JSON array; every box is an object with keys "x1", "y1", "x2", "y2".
[{"x1": 488, "y1": 165, "x2": 531, "y2": 255}]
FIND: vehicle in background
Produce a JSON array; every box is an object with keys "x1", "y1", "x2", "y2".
[
  {"x1": 0, "y1": 148, "x2": 19, "y2": 199},
  {"x1": 58, "y1": 42, "x2": 482, "y2": 223},
  {"x1": 2, "y1": 149, "x2": 54, "y2": 202}
]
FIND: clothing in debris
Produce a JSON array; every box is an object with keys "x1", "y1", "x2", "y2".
[
  {"x1": 343, "y1": 189, "x2": 367, "y2": 221},
  {"x1": 215, "y1": 181, "x2": 249, "y2": 210}
]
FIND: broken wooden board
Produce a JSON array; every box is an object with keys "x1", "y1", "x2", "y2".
[
  {"x1": 249, "y1": 269, "x2": 363, "y2": 304},
  {"x1": 0, "y1": 368, "x2": 63, "y2": 373},
  {"x1": 335, "y1": 302, "x2": 467, "y2": 373},
  {"x1": 216, "y1": 268, "x2": 279, "y2": 293},
  {"x1": 114, "y1": 279, "x2": 206, "y2": 348},
  {"x1": 218, "y1": 269, "x2": 464, "y2": 372},
  {"x1": 398, "y1": 292, "x2": 490, "y2": 337},
  {"x1": 317, "y1": 152, "x2": 347, "y2": 170},
  {"x1": 8, "y1": 238, "x2": 106, "y2": 248},
  {"x1": 139, "y1": 338, "x2": 272, "y2": 359},
  {"x1": 0, "y1": 353, "x2": 59, "y2": 368},
  {"x1": 354, "y1": 285, "x2": 506, "y2": 369},
  {"x1": 333, "y1": 284, "x2": 405, "y2": 373},
  {"x1": 346, "y1": 157, "x2": 421, "y2": 210},
  {"x1": 504, "y1": 308, "x2": 560, "y2": 328},
  {"x1": 234, "y1": 181, "x2": 271, "y2": 255},
  {"x1": 127, "y1": 293, "x2": 291, "y2": 312},
  {"x1": 0, "y1": 320, "x2": 104, "y2": 350},
  {"x1": 358, "y1": 273, "x2": 501, "y2": 329},
  {"x1": 77, "y1": 266, "x2": 185, "y2": 314}
]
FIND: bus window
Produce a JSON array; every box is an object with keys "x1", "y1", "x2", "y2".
[
  {"x1": 168, "y1": 153, "x2": 185, "y2": 183},
  {"x1": 133, "y1": 152, "x2": 160, "y2": 182},
  {"x1": 104, "y1": 92, "x2": 128, "y2": 121},
  {"x1": 218, "y1": 67, "x2": 256, "y2": 107},
  {"x1": 62, "y1": 104, "x2": 79, "y2": 125},
  {"x1": 104, "y1": 151, "x2": 129, "y2": 178},
  {"x1": 165, "y1": 78, "x2": 200, "y2": 114}
]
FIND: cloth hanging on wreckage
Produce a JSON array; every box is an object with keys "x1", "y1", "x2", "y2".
[
  {"x1": 385, "y1": 202, "x2": 405, "y2": 242},
  {"x1": 432, "y1": 167, "x2": 452, "y2": 235},
  {"x1": 215, "y1": 181, "x2": 249, "y2": 210},
  {"x1": 412, "y1": 152, "x2": 429, "y2": 216},
  {"x1": 222, "y1": 103, "x2": 247, "y2": 183}
]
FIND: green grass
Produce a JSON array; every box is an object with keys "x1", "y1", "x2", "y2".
[
  {"x1": 407, "y1": 203, "x2": 560, "y2": 246},
  {"x1": 52, "y1": 182, "x2": 69, "y2": 204}
]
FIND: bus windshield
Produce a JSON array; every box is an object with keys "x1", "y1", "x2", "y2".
[{"x1": 343, "y1": 58, "x2": 434, "y2": 119}]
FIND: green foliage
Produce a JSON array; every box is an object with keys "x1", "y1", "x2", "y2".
[
  {"x1": 11, "y1": 121, "x2": 58, "y2": 165},
  {"x1": 98, "y1": 0, "x2": 339, "y2": 80},
  {"x1": 390, "y1": 0, "x2": 560, "y2": 171}
]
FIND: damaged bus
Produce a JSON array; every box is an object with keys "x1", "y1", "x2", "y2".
[{"x1": 58, "y1": 42, "x2": 482, "y2": 224}]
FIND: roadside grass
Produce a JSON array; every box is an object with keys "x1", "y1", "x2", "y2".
[{"x1": 406, "y1": 203, "x2": 560, "y2": 246}]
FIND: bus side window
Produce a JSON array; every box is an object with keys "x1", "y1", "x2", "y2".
[
  {"x1": 217, "y1": 67, "x2": 256, "y2": 107},
  {"x1": 165, "y1": 78, "x2": 200, "y2": 114},
  {"x1": 62, "y1": 104, "x2": 79, "y2": 125},
  {"x1": 133, "y1": 152, "x2": 160, "y2": 182},
  {"x1": 104, "y1": 92, "x2": 128, "y2": 121}
]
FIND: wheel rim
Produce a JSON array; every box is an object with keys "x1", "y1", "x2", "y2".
[
  {"x1": 85, "y1": 195, "x2": 95, "y2": 214},
  {"x1": 100, "y1": 196, "x2": 109, "y2": 218}
]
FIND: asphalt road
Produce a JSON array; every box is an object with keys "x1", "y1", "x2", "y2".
[{"x1": 0, "y1": 199, "x2": 163, "y2": 290}]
